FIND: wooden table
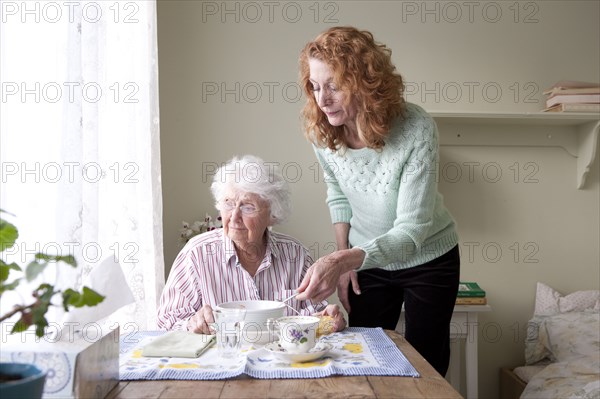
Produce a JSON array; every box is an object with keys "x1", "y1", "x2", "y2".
[{"x1": 106, "y1": 330, "x2": 462, "y2": 399}]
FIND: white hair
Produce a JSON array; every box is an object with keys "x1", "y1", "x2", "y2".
[{"x1": 210, "y1": 155, "x2": 291, "y2": 225}]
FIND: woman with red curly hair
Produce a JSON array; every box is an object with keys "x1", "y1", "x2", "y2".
[{"x1": 295, "y1": 26, "x2": 460, "y2": 376}]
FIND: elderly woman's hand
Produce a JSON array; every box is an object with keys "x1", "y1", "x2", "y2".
[
  {"x1": 314, "y1": 304, "x2": 347, "y2": 332},
  {"x1": 186, "y1": 305, "x2": 215, "y2": 334}
]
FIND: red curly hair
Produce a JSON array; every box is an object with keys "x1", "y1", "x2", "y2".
[{"x1": 299, "y1": 26, "x2": 405, "y2": 151}]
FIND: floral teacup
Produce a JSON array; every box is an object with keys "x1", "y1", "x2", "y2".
[{"x1": 268, "y1": 316, "x2": 319, "y2": 354}]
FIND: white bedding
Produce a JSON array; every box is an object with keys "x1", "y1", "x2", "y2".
[
  {"x1": 520, "y1": 284, "x2": 600, "y2": 399},
  {"x1": 521, "y1": 356, "x2": 600, "y2": 399},
  {"x1": 513, "y1": 362, "x2": 549, "y2": 383}
]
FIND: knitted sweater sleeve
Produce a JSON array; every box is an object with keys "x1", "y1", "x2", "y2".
[
  {"x1": 356, "y1": 114, "x2": 441, "y2": 270},
  {"x1": 314, "y1": 147, "x2": 353, "y2": 224}
]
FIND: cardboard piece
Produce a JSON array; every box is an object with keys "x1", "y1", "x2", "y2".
[{"x1": 0, "y1": 326, "x2": 119, "y2": 398}]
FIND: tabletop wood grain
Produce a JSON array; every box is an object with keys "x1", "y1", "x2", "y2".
[{"x1": 106, "y1": 330, "x2": 463, "y2": 399}]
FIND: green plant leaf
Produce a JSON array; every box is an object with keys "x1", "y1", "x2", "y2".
[
  {"x1": 63, "y1": 286, "x2": 105, "y2": 308},
  {"x1": 0, "y1": 261, "x2": 21, "y2": 282},
  {"x1": 0, "y1": 218, "x2": 18, "y2": 253},
  {"x1": 29, "y1": 291, "x2": 51, "y2": 337},
  {"x1": 35, "y1": 284, "x2": 56, "y2": 302},
  {"x1": 0, "y1": 263, "x2": 9, "y2": 282},
  {"x1": 0, "y1": 278, "x2": 22, "y2": 296},
  {"x1": 26, "y1": 254, "x2": 77, "y2": 281},
  {"x1": 31, "y1": 305, "x2": 49, "y2": 337},
  {"x1": 32, "y1": 304, "x2": 50, "y2": 323},
  {"x1": 62, "y1": 288, "x2": 78, "y2": 311},
  {"x1": 34, "y1": 253, "x2": 77, "y2": 267},
  {"x1": 0, "y1": 259, "x2": 22, "y2": 271},
  {"x1": 35, "y1": 323, "x2": 47, "y2": 337},
  {"x1": 25, "y1": 260, "x2": 48, "y2": 281},
  {"x1": 11, "y1": 318, "x2": 30, "y2": 334},
  {"x1": 80, "y1": 286, "x2": 105, "y2": 306}
]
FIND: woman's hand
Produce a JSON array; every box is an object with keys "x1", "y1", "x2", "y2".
[
  {"x1": 296, "y1": 248, "x2": 365, "y2": 303},
  {"x1": 314, "y1": 304, "x2": 347, "y2": 332},
  {"x1": 296, "y1": 253, "x2": 343, "y2": 303},
  {"x1": 186, "y1": 305, "x2": 215, "y2": 334},
  {"x1": 337, "y1": 270, "x2": 361, "y2": 313}
]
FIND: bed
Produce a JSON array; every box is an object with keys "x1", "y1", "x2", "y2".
[{"x1": 500, "y1": 282, "x2": 600, "y2": 399}]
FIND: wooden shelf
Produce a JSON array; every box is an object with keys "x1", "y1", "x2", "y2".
[{"x1": 431, "y1": 112, "x2": 600, "y2": 189}]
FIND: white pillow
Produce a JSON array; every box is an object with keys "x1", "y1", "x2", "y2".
[
  {"x1": 525, "y1": 315, "x2": 552, "y2": 364},
  {"x1": 525, "y1": 311, "x2": 600, "y2": 364},
  {"x1": 534, "y1": 282, "x2": 600, "y2": 316},
  {"x1": 544, "y1": 311, "x2": 600, "y2": 362}
]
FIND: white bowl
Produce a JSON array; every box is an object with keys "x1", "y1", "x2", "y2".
[
  {"x1": 216, "y1": 299, "x2": 285, "y2": 314},
  {"x1": 216, "y1": 300, "x2": 285, "y2": 331}
]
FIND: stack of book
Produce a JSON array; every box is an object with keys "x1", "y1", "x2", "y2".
[
  {"x1": 542, "y1": 80, "x2": 600, "y2": 113},
  {"x1": 456, "y1": 282, "x2": 487, "y2": 305}
]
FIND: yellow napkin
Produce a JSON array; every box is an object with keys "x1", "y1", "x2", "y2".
[{"x1": 142, "y1": 331, "x2": 216, "y2": 358}]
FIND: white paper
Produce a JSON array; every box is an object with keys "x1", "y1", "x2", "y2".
[{"x1": 60, "y1": 257, "x2": 134, "y2": 335}]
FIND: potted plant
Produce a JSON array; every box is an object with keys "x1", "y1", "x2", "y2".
[{"x1": 0, "y1": 209, "x2": 105, "y2": 398}]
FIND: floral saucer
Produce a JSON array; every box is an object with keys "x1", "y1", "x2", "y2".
[{"x1": 263, "y1": 341, "x2": 332, "y2": 363}]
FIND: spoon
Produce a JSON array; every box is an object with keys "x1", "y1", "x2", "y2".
[
  {"x1": 281, "y1": 291, "x2": 300, "y2": 315},
  {"x1": 281, "y1": 291, "x2": 299, "y2": 304}
]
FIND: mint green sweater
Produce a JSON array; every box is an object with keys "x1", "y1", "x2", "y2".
[{"x1": 314, "y1": 103, "x2": 458, "y2": 271}]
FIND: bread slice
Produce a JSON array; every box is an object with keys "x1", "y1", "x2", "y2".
[{"x1": 316, "y1": 316, "x2": 335, "y2": 337}]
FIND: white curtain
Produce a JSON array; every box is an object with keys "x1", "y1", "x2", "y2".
[{"x1": 0, "y1": 1, "x2": 164, "y2": 332}]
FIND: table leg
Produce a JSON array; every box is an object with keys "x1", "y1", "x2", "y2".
[
  {"x1": 448, "y1": 339, "x2": 461, "y2": 393},
  {"x1": 465, "y1": 313, "x2": 478, "y2": 399}
]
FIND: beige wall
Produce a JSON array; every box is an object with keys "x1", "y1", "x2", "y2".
[{"x1": 157, "y1": 1, "x2": 600, "y2": 397}]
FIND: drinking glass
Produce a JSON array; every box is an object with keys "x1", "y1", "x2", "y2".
[{"x1": 212, "y1": 307, "x2": 247, "y2": 359}]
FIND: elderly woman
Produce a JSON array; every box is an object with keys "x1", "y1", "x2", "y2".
[{"x1": 157, "y1": 154, "x2": 346, "y2": 334}]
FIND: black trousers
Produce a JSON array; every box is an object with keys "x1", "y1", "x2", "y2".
[{"x1": 348, "y1": 245, "x2": 460, "y2": 376}]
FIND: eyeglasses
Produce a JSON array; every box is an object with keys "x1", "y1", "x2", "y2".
[{"x1": 221, "y1": 199, "x2": 261, "y2": 215}]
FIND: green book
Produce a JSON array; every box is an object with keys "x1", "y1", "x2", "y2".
[{"x1": 457, "y1": 282, "x2": 486, "y2": 297}]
